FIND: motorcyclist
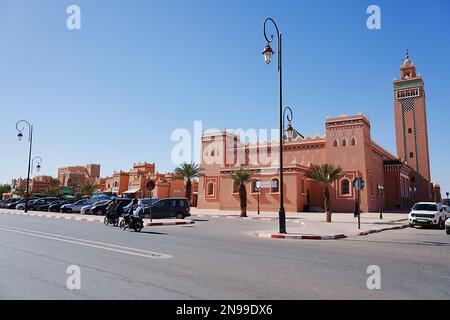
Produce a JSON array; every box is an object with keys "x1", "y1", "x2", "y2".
[
  {"x1": 133, "y1": 200, "x2": 145, "y2": 222},
  {"x1": 106, "y1": 197, "x2": 118, "y2": 218},
  {"x1": 125, "y1": 199, "x2": 138, "y2": 225}
]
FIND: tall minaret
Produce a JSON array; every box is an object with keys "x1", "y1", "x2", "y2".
[{"x1": 393, "y1": 50, "x2": 431, "y2": 191}]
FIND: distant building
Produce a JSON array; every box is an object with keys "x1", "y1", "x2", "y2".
[
  {"x1": 11, "y1": 175, "x2": 53, "y2": 195},
  {"x1": 104, "y1": 162, "x2": 198, "y2": 205},
  {"x1": 58, "y1": 164, "x2": 101, "y2": 187}
]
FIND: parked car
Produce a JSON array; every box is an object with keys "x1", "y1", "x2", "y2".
[
  {"x1": 408, "y1": 202, "x2": 447, "y2": 229},
  {"x1": 61, "y1": 198, "x2": 98, "y2": 213},
  {"x1": 48, "y1": 199, "x2": 77, "y2": 212},
  {"x1": 11, "y1": 198, "x2": 38, "y2": 210},
  {"x1": 80, "y1": 200, "x2": 109, "y2": 215},
  {"x1": 37, "y1": 200, "x2": 63, "y2": 212},
  {"x1": 27, "y1": 197, "x2": 60, "y2": 211},
  {"x1": 16, "y1": 199, "x2": 39, "y2": 210},
  {"x1": 445, "y1": 217, "x2": 450, "y2": 235},
  {"x1": 143, "y1": 198, "x2": 190, "y2": 219},
  {"x1": 6, "y1": 198, "x2": 25, "y2": 209},
  {"x1": 0, "y1": 198, "x2": 22, "y2": 208},
  {"x1": 91, "y1": 198, "x2": 132, "y2": 216}
]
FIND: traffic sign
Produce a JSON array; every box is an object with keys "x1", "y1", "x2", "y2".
[
  {"x1": 146, "y1": 179, "x2": 156, "y2": 191},
  {"x1": 353, "y1": 177, "x2": 365, "y2": 190},
  {"x1": 256, "y1": 180, "x2": 277, "y2": 189}
]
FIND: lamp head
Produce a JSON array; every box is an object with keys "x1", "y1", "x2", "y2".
[{"x1": 262, "y1": 43, "x2": 274, "y2": 64}]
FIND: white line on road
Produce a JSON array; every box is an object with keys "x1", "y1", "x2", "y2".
[{"x1": 0, "y1": 224, "x2": 173, "y2": 259}]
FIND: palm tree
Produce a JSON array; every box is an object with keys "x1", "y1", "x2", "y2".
[
  {"x1": 14, "y1": 186, "x2": 26, "y2": 197},
  {"x1": 45, "y1": 177, "x2": 60, "y2": 196},
  {"x1": 305, "y1": 164, "x2": 343, "y2": 222},
  {"x1": 0, "y1": 184, "x2": 11, "y2": 195},
  {"x1": 174, "y1": 162, "x2": 201, "y2": 203},
  {"x1": 79, "y1": 182, "x2": 99, "y2": 197},
  {"x1": 231, "y1": 168, "x2": 251, "y2": 217}
]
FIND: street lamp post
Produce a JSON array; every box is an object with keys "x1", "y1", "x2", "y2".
[
  {"x1": 262, "y1": 17, "x2": 287, "y2": 234},
  {"x1": 16, "y1": 120, "x2": 33, "y2": 213},
  {"x1": 377, "y1": 184, "x2": 384, "y2": 219}
]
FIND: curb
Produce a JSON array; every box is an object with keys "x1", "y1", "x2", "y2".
[
  {"x1": 145, "y1": 220, "x2": 195, "y2": 226},
  {"x1": 1, "y1": 210, "x2": 194, "y2": 227},
  {"x1": 356, "y1": 224, "x2": 409, "y2": 236},
  {"x1": 255, "y1": 232, "x2": 348, "y2": 240},
  {"x1": 255, "y1": 224, "x2": 409, "y2": 241}
]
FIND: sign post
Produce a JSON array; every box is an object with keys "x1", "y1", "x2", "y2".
[
  {"x1": 353, "y1": 177, "x2": 365, "y2": 229},
  {"x1": 255, "y1": 180, "x2": 262, "y2": 215},
  {"x1": 146, "y1": 180, "x2": 155, "y2": 222}
]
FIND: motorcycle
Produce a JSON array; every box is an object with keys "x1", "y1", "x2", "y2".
[
  {"x1": 104, "y1": 212, "x2": 120, "y2": 227},
  {"x1": 119, "y1": 214, "x2": 144, "y2": 232}
]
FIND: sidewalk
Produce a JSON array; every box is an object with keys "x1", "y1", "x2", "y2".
[
  {"x1": 191, "y1": 207, "x2": 409, "y2": 240},
  {"x1": 0, "y1": 209, "x2": 195, "y2": 227},
  {"x1": 190, "y1": 207, "x2": 407, "y2": 223}
]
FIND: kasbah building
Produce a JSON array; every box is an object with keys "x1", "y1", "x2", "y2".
[{"x1": 197, "y1": 53, "x2": 442, "y2": 213}]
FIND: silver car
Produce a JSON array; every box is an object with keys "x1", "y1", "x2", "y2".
[
  {"x1": 61, "y1": 199, "x2": 96, "y2": 213},
  {"x1": 80, "y1": 200, "x2": 109, "y2": 215}
]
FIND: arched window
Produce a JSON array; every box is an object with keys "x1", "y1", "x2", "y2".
[
  {"x1": 271, "y1": 178, "x2": 279, "y2": 193},
  {"x1": 211, "y1": 150, "x2": 215, "y2": 157},
  {"x1": 333, "y1": 139, "x2": 338, "y2": 147},
  {"x1": 232, "y1": 180, "x2": 240, "y2": 194},
  {"x1": 342, "y1": 138, "x2": 347, "y2": 147},
  {"x1": 300, "y1": 179, "x2": 306, "y2": 194},
  {"x1": 341, "y1": 179, "x2": 350, "y2": 195},
  {"x1": 351, "y1": 137, "x2": 356, "y2": 146},
  {"x1": 207, "y1": 182, "x2": 215, "y2": 196}
]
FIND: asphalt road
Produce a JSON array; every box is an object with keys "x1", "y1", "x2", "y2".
[{"x1": 0, "y1": 213, "x2": 449, "y2": 299}]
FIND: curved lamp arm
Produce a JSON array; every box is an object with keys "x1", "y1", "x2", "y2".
[{"x1": 263, "y1": 18, "x2": 281, "y2": 71}]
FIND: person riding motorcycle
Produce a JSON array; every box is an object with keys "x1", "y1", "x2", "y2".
[
  {"x1": 133, "y1": 200, "x2": 145, "y2": 221},
  {"x1": 123, "y1": 199, "x2": 138, "y2": 225},
  {"x1": 106, "y1": 198, "x2": 119, "y2": 218}
]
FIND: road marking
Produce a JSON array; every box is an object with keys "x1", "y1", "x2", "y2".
[{"x1": 0, "y1": 224, "x2": 172, "y2": 259}]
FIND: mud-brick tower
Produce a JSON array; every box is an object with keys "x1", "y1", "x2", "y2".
[{"x1": 393, "y1": 50, "x2": 431, "y2": 200}]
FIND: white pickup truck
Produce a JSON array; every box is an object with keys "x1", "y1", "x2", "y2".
[{"x1": 408, "y1": 202, "x2": 448, "y2": 229}]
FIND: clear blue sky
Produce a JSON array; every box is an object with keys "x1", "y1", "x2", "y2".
[{"x1": 1, "y1": 0, "x2": 449, "y2": 194}]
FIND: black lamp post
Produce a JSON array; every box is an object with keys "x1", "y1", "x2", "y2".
[
  {"x1": 377, "y1": 184, "x2": 384, "y2": 219},
  {"x1": 256, "y1": 180, "x2": 261, "y2": 215},
  {"x1": 262, "y1": 17, "x2": 287, "y2": 234},
  {"x1": 16, "y1": 120, "x2": 34, "y2": 213}
]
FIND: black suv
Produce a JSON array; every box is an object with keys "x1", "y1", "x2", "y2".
[{"x1": 144, "y1": 198, "x2": 190, "y2": 219}]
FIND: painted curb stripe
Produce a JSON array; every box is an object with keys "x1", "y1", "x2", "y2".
[{"x1": 255, "y1": 224, "x2": 408, "y2": 240}]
